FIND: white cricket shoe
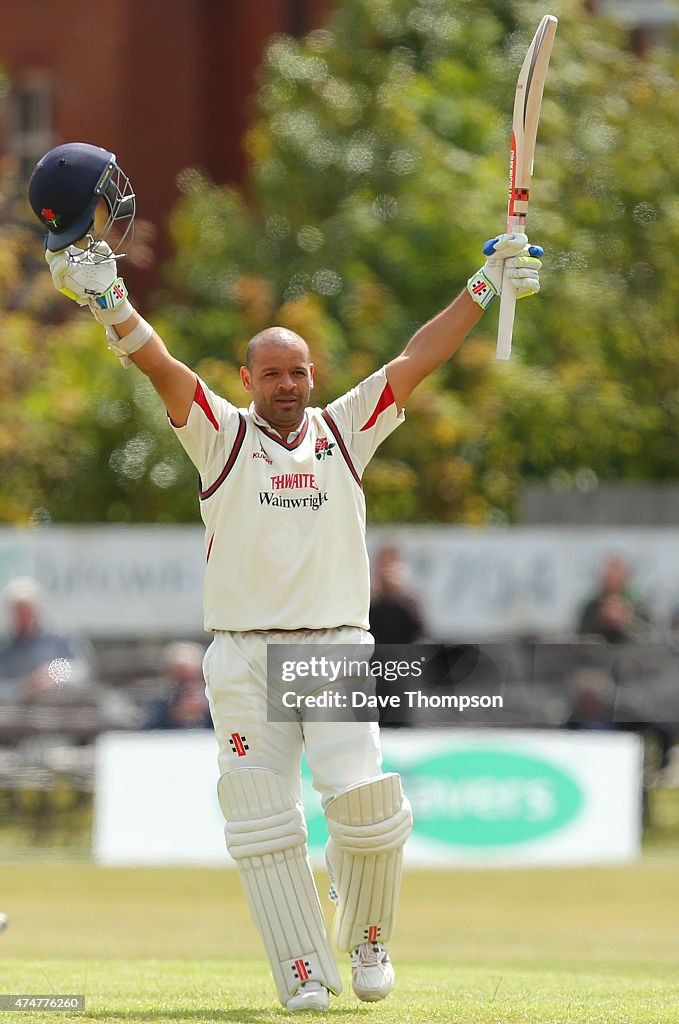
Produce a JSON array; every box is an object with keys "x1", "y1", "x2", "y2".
[
  {"x1": 350, "y1": 941, "x2": 395, "y2": 1002},
  {"x1": 285, "y1": 981, "x2": 329, "y2": 1012}
]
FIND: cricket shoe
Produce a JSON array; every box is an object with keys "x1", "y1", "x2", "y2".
[
  {"x1": 350, "y1": 941, "x2": 395, "y2": 1002},
  {"x1": 285, "y1": 981, "x2": 329, "y2": 1012}
]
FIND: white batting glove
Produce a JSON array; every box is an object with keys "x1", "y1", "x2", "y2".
[
  {"x1": 45, "y1": 240, "x2": 152, "y2": 367},
  {"x1": 467, "y1": 232, "x2": 543, "y2": 309},
  {"x1": 45, "y1": 241, "x2": 133, "y2": 325}
]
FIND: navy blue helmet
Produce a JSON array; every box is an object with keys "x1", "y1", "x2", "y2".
[{"x1": 28, "y1": 142, "x2": 135, "y2": 253}]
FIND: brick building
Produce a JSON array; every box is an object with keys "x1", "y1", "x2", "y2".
[{"x1": 0, "y1": 0, "x2": 328, "y2": 292}]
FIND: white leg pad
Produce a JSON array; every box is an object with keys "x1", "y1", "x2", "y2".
[
  {"x1": 325, "y1": 773, "x2": 413, "y2": 952},
  {"x1": 218, "y1": 767, "x2": 342, "y2": 1005}
]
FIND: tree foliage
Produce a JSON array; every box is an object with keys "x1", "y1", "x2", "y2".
[
  {"x1": 7, "y1": 0, "x2": 679, "y2": 524},
  {"x1": 0, "y1": 161, "x2": 198, "y2": 524},
  {"x1": 162, "y1": 0, "x2": 679, "y2": 525}
]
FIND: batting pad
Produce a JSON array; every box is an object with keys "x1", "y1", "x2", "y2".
[
  {"x1": 325, "y1": 773, "x2": 413, "y2": 952},
  {"x1": 218, "y1": 767, "x2": 342, "y2": 1004}
]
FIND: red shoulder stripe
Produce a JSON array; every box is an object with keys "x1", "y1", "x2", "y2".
[
  {"x1": 194, "y1": 379, "x2": 220, "y2": 431},
  {"x1": 359, "y1": 381, "x2": 395, "y2": 432}
]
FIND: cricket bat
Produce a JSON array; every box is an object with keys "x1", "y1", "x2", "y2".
[{"x1": 496, "y1": 14, "x2": 558, "y2": 360}]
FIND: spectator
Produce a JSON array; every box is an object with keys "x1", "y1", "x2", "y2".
[
  {"x1": 369, "y1": 545, "x2": 424, "y2": 645},
  {"x1": 576, "y1": 560, "x2": 673, "y2": 801},
  {"x1": 577, "y1": 555, "x2": 652, "y2": 644},
  {"x1": 370, "y1": 545, "x2": 425, "y2": 728},
  {"x1": 145, "y1": 641, "x2": 212, "y2": 730},
  {"x1": 0, "y1": 577, "x2": 94, "y2": 702},
  {"x1": 565, "y1": 668, "x2": 617, "y2": 730}
]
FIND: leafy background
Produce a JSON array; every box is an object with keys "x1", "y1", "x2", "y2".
[{"x1": 3, "y1": 0, "x2": 679, "y2": 525}]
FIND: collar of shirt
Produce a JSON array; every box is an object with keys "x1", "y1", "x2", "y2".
[{"x1": 249, "y1": 404, "x2": 307, "y2": 444}]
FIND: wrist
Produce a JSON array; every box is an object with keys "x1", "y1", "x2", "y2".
[
  {"x1": 466, "y1": 266, "x2": 498, "y2": 309},
  {"x1": 91, "y1": 277, "x2": 132, "y2": 325}
]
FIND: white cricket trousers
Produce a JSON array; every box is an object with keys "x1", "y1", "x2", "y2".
[{"x1": 203, "y1": 626, "x2": 383, "y2": 807}]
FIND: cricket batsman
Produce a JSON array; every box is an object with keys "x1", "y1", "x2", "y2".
[{"x1": 30, "y1": 143, "x2": 542, "y2": 1011}]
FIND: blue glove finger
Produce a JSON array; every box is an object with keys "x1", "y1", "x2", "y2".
[{"x1": 482, "y1": 238, "x2": 545, "y2": 258}]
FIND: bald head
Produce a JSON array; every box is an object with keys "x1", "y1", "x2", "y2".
[{"x1": 245, "y1": 327, "x2": 310, "y2": 370}]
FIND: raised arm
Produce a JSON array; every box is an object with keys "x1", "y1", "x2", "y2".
[
  {"x1": 114, "y1": 312, "x2": 196, "y2": 427},
  {"x1": 386, "y1": 290, "x2": 482, "y2": 410},
  {"x1": 45, "y1": 245, "x2": 196, "y2": 427},
  {"x1": 386, "y1": 233, "x2": 543, "y2": 409}
]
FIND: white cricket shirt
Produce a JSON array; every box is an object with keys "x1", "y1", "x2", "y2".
[{"x1": 171, "y1": 367, "x2": 404, "y2": 632}]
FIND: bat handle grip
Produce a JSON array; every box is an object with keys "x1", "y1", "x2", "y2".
[{"x1": 496, "y1": 265, "x2": 516, "y2": 360}]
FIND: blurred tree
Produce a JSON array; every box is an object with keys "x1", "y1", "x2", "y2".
[
  {"x1": 9, "y1": 0, "x2": 679, "y2": 524},
  {"x1": 0, "y1": 158, "x2": 198, "y2": 524},
  {"x1": 159, "y1": 0, "x2": 679, "y2": 524},
  {"x1": 162, "y1": 0, "x2": 679, "y2": 524}
]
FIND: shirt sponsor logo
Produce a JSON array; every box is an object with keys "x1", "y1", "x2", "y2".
[
  {"x1": 260, "y1": 471, "x2": 328, "y2": 511},
  {"x1": 270, "y1": 473, "x2": 319, "y2": 491},
  {"x1": 259, "y1": 491, "x2": 329, "y2": 510}
]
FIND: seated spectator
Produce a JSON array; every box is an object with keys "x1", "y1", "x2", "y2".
[
  {"x1": 145, "y1": 641, "x2": 212, "y2": 729},
  {"x1": 0, "y1": 577, "x2": 94, "y2": 702},
  {"x1": 577, "y1": 555, "x2": 652, "y2": 644}
]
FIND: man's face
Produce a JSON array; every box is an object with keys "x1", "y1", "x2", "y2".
[
  {"x1": 241, "y1": 340, "x2": 314, "y2": 432},
  {"x1": 601, "y1": 558, "x2": 629, "y2": 594}
]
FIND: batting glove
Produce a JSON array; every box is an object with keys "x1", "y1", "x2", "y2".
[
  {"x1": 467, "y1": 232, "x2": 543, "y2": 310},
  {"x1": 45, "y1": 240, "x2": 133, "y2": 326}
]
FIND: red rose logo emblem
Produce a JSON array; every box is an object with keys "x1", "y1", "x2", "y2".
[
  {"x1": 41, "y1": 208, "x2": 61, "y2": 228},
  {"x1": 314, "y1": 437, "x2": 335, "y2": 460}
]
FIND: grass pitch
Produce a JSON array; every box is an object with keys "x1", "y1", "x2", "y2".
[{"x1": 2, "y1": 859, "x2": 679, "y2": 1023}]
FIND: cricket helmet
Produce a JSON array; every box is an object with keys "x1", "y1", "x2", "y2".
[{"x1": 28, "y1": 142, "x2": 135, "y2": 254}]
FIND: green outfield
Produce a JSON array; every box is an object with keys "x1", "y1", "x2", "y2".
[{"x1": 2, "y1": 859, "x2": 679, "y2": 1023}]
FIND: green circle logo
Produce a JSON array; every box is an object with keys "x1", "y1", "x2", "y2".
[{"x1": 398, "y1": 748, "x2": 585, "y2": 847}]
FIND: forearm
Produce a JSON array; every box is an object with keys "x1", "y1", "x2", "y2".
[
  {"x1": 114, "y1": 309, "x2": 171, "y2": 374},
  {"x1": 40, "y1": 228, "x2": 196, "y2": 426},
  {"x1": 399, "y1": 290, "x2": 482, "y2": 373},
  {"x1": 386, "y1": 232, "x2": 542, "y2": 407},
  {"x1": 111, "y1": 310, "x2": 196, "y2": 426},
  {"x1": 386, "y1": 290, "x2": 483, "y2": 408}
]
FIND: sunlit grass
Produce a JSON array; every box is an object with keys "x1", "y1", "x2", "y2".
[{"x1": 1, "y1": 861, "x2": 679, "y2": 1021}]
